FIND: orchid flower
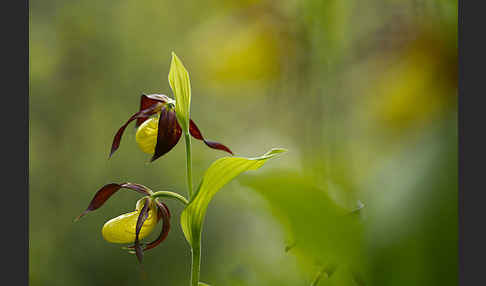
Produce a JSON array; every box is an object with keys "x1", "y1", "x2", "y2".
[
  {"x1": 75, "y1": 53, "x2": 287, "y2": 286},
  {"x1": 109, "y1": 94, "x2": 233, "y2": 162},
  {"x1": 75, "y1": 183, "x2": 177, "y2": 263}
]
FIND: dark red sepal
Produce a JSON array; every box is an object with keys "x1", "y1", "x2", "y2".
[
  {"x1": 110, "y1": 104, "x2": 162, "y2": 158},
  {"x1": 151, "y1": 108, "x2": 182, "y2": 162},
  {"x1": 189, "y1": 119, "x2": 233, "y2": 155},
  {"x1": 75, "y1": 183, "x2": 151, "y2": 221},
  {"x1": 134, "y1": 199, "x2": 150, "y2": 263},
  {"x1": 136, "y1": 94, "x2": 170, "y2": 127}
]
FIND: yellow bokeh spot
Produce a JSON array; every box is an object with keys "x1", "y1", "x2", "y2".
[
  {"x1": 135, "y1": 117, "x2": 159, "y2": 155},
  {"x1": 101, "y1": 201, "x2": 158, "y2": 244},
  {"x1": 191, "y1": 20, "x2": 285, "y2": 87}
]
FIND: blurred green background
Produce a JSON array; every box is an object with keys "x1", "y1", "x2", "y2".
[{"x1": 30, "y1": 0, "x2": 457, "y2": 285}]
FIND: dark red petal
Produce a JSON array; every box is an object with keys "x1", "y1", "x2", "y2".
[
  {"x1": 134, "y1": 199, "x2": 150, "y2": 263},
  {"x1": 143, "y1": 201, "x2": 171, "y2": 251},
  {"x1": 109, "y1": 104, "x2": 161, "y2": 158},
  {"x1": 75, "y1": 183, "x2": 150, "y2": 221},
  {"x1": 202, "y1": 140, "x2": 234, "y2": 155},
  {"x1": 136, "y1": 94, "x2": 170, "y2": 127},
  {"x1": 189, "y1": 119, "x2": 233, "y2": 155},
  {"x1": 150, "y1": 108, "x2": 182, "y2": 162},
  {"x1": 120, "y1": 183, "x2": 152, "y2": 195},
  {"x1": 126, "y1": 201, "x2": 171, "y2": 252},
  {"x1": 159, "y1": 201, "x2": 171, "y2": 220}
]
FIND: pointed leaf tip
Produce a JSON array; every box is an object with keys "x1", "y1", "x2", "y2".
[
  {"x1": 261, "y1": 148, "x2": 288, "y2": 158},
  {"x1": 168, "y1": 52, "x2": 191, "y2": 132},
  {"x1": 180, "y1": 148, "x2": 286, "y2": 246}
]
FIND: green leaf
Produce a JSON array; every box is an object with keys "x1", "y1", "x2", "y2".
[
  {"x1": 168, "y1": 52, "x2": 191, "y2": 132},
  {"x1": 239, "y1": 170, "x2": 364, "y2": 278},
  {"x1": 180, "y1": 148, "x2": 287, "y2": 246}
]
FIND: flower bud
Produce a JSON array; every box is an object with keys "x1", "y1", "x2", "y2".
[
  {"x1": 102, "y1": 201, "x2": 158, "y2": 244},
  {"x1": 135, "y1": 117, "x2": 158, "y2": 155}
]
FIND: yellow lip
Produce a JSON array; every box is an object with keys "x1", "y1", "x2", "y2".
[
  {"x1": 101, "y1": 204, "x2": 158, "y2": 244},
  {"x1": 135, "y1": 117, "x2": 159, "y2": 155}
]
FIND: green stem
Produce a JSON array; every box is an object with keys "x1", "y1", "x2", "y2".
[
  {"x1": 184, "y1": 130, "x2": 200, "y2": 285},
  {"x1": 184, "y1": 132, "x2": 194, "y2": 198},
  {"x1": 311, "y1": 264, "x2": 337, "y2": 286},
  {"x1": 310, "y1": 267, "x2": 326, "y2": 286},
  {"x1": 191, "y1": 236, "x2": 201, "y2": 286},
  {"x1": 151, "y1": 191, "x2": 188, "y2": 205}
]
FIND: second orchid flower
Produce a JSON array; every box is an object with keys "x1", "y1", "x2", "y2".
[{"x1": 110, "y1": 93, "x2": 233, "y2": 162}]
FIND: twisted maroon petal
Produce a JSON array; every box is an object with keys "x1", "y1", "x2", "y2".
[
  {"x1": 158, "y1": 201, "x2": 171, "y2": 220},
  {"x1": 136, "y1": 94, "x2": 170, "y2": 127},
  {"x1": 134, "y1": 199, "x2": 150, "y2": 263},
  {"x1": 120, "y1": 183, "x2": 152, "y2": 195},
  {"x1": 110, "y1": 104, "x2": 161, "y2": 158},
  {"x1": 75, "y1": 183, "x2": 150, "y2": 221},
  {"x1": 126, "y1": 201, "x2": 171, "y2": 252},
  {"x1": 143, "y1": 201, "x2": 171, "y2": 251},
  {"x1": 189, "y1": 119, "x2": 233, "y2": 155},
  {"x1": 150, "y1": 108, "x2": 182, "y2": 162}
]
